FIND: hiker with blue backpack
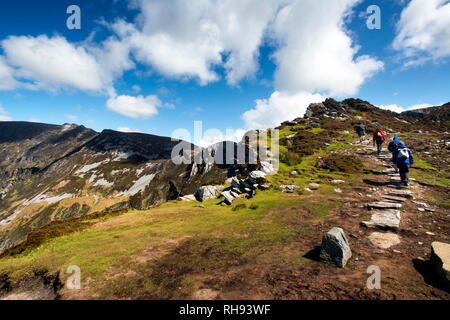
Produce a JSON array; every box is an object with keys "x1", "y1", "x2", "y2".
[
  {"x1": 388, "y1": 136, "x2": 405, "y2": 173},
  {"x1": 393, "y1": 142, "x2": 414, "y2": 186}
]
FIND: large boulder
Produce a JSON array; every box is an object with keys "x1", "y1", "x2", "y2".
[
  {"x1": 319, "y1": 227, "x2": 352, "y2": 268},
  {"x1": 430, "y1": 241, "x2": 450, "y2": 287},
  {"x1": 248, "y1": 171, "x2": 267, "y2": 184},
  {"x1": 195, "y1": 185, "x2": 224, "y2": 202}
]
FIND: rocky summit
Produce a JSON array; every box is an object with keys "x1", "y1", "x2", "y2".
[{"x1": 0, "y1": 99, "x2": 449, "y2": 300}]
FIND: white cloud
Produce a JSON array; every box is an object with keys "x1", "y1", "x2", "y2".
[
  {"x1": 106, "y1": 94, "x2": 161, "y2": 119},
  {"x1": 1, "y1": 35, "x2": 107, "y2": 92},
  {"x1": 377, "y1": 103, "x2": 435, "y2": 113},
  {"x1": 270, "y1": 0, "x2": 384, "y2": 96},
  {"x1": 393, "y1": 0, "x2": 450, "y2": 66},
  {"x1": 112, "y1": 0, "x2": 279, "y2": 86},
  {"x1": 377, "y1": 104, "x2": 405, "y2": 113},
  {"x1": 0, "y1": 105, "x2": 12, "y2": 121},
  {"x1": 0, "y1": 56, "x2": 19, "y2": 90},
  {"x1": 117, "y1": 127, "x2": 142, "y2": 133},
  {"x1": 242, "y1": 91, "x2": 325, "y2": 129}
]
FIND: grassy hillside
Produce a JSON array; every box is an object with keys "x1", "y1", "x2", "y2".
[{"x1": 0, "y1": 100, "x2": 449, "y2": 300}]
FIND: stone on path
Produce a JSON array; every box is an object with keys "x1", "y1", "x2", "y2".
[
  {"x1": 368, "y1": 201, "x2": 402, "y2": 210},
  {"x1": 319, "y1": 227, "x2": 352, "y2": 268},
  {"x1": 362, "y1": 210, "x2": 401, "y2": 230},
  {"x1": 385, "y1": 190, "x2": 413, "y2": 199},
  {"x1": 368, "y1": 232, "x2": 401, "y2": 249},
  {"x1": 430, "y1": 242, "x2": 450, "y2": 287},
  {"x1": 382, "y1": 195, "x2": 407, "y2": 203}
]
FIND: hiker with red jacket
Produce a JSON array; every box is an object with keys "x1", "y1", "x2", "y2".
[{"x1": 372, "y1": 128, "x2": 386, "y2": 155}]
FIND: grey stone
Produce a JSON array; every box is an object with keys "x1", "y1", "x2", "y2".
[
  {"x1": 221, "y1": 191, "x2": 235, "y2": 205},
  {"x1": 368, "y1": 201, "x2": 402, "y2": 210},
  {"x1": 280, "y1": 185, "x2": 299, "y2": 193},
  {"x1": 362, "y1": 210, "x2": 401, "y2": 230},
  {"x1": 195, "y1": 185, "x2": 224, "y2": 202},
  {"x1": 385, "y1": 190, "x2": 413, "y2": 199},
  {"x1": 319, "y1": 227, "x2": 352, "y2": 268},
  {"x1": 248, "y1": 170, "x2": 267, "y2": 184}
]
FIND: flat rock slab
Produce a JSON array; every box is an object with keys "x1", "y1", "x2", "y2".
[
  {"x1": 362, "y1": 210, "x2": 401, "y2": 230},
  {"x1": 385, "y1": 191, "x2": 413, "y2": 199},
  {"x1": 368, "y1": 201, "x2": 402, "y2": 210},
  {"x1": 382, "y1": 196, "x2": 407, "y2": 203},
  {"x1": 430, "y1": 242, "x2": 450, "y2": 287},
  {"x1": 368, "y1": 232, "x2": 401, "y2": 249},
  {"x1": 319, "y1": 227, "x2": 352, "y2": 268}
]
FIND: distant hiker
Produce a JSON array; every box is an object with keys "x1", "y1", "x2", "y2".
[
  {"x1": 393, "y1": 143, "x2": 414, "y2": 186},
  {"x1": 355, "y1": 124, "x2": 366, "y2": 143},
  {"x1": 372, "y1": 128, "x2": 386, "y2": 155},
  {"x1": 388, "y1": 136, "x2": 405, "y2": 173}
]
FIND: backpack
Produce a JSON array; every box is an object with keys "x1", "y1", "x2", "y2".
[
  {"x1": 389, "y1": 140, "x2": 403, "y2": 152},
  {"x1": 397, "y1": 148, "x2": 410, "y2": 161},
  {"x1": 377, "y1": 132, "x2": 382, "y2": 138}
]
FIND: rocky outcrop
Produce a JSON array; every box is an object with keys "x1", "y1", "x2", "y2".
[
  {"x1": 319, "y1": 227, "x2": 352, "y2": 268},
  {"x1": 219, "y1": 171, "x2": 269, "y2": 205},
  {"x1": 195, "y1": 185, "x2": 224, "y2": 202}
]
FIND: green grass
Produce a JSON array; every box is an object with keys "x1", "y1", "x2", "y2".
[{"x1": 413, "y1": 155, "x2": 437, "y2": 171}]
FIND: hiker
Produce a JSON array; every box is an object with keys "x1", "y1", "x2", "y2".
[
  {"x1": 372, "y1": 128, "x2": 386, "y2": 155},
  {"x1": 388, "y1": 136, "x2": 405, "y2": 173},
  {"x1": 355, "y1": 124, "x2": 366, "y2": 143},
  {"x1": 393, "y1": 143, "x2": 414, "y2": 186}
]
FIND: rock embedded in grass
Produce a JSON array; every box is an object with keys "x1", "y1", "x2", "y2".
[{"x1": 319, "y1": 227, "x2": 352, "y2": 268}]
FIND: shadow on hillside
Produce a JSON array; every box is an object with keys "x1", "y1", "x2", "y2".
[
  {"x1": 303, "y1": 246, "x2": 322, "y2": 262},
  {"x1": 413, "y1": 258, "x2": 450, "y2": 293}
]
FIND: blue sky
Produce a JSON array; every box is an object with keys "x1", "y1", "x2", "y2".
[{"x1": 0, "y1": 0, "x2": 449, "y2": 145}]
